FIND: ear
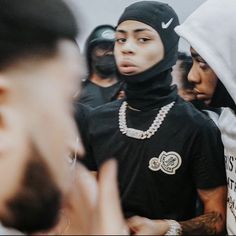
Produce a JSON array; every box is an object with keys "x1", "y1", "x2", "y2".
[
  {"x1": 0, "y1": 75, "x2": 10, "y2": 103},
  {"x1": 0, "y1": 75, "x2": 11, "y2": 130}
]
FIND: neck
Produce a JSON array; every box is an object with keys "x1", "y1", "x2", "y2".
[
  {"x1": 122, "y1": 67, "x2": 177, "y2": 111},
  {"x1": 90, "y1": 73, "x2": 118, "y2": 87}
]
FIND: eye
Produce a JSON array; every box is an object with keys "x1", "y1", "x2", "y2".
[
  {"x1": 116, "y1": 38, "x2": 126, "y2": 43},
  {"x1": 199, "y1": 61, "x2": 209, "y2": 70},
  {"x1": 138, "y1": 38, "x2": 150, "y2": 43},
  {"x1": 195, "y1": 58, "x2": 209, "y2": 71}
]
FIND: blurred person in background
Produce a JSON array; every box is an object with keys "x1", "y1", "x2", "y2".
[
  {"x1": 79, "y1": 24, "x2": 125, "y2": 108},
  {"x1": 172, "y1": 52, "x2": 195, "y2": 102}
]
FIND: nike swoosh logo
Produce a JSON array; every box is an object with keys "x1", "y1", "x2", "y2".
[{"x1": 161, "y1": 18, "x2": 173, "y2": 29}]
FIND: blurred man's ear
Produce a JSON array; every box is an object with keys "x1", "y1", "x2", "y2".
[
  {"x1": 0, "y1": 75, "x2": 11, "y2": 132},
  {"x1": 0, "y1": 76, "x2": 10, "y2": 103}
]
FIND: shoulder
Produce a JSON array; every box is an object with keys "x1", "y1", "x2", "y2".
[
  {"x1": 173, "y1": 98, "x2": 217, "y2": 129},
  {"x1": 81, "y1": 79, "x2": 99, "y2": 90},
  {"x1": 90, "y1": 99, "x2": 122, "y2": 116},
  {"x1": 74, "y1": 102, "x2": 93, "y2": 125}
]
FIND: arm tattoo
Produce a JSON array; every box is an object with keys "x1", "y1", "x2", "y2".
[{"x1": 180, "y1": 212, "x2": 224, "y2": 235}]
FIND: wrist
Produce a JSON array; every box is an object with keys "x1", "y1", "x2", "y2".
[{"x1": 164, "y1": 220, "x2": 182, "y2": 235}]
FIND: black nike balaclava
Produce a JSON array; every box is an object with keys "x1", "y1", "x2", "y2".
[{"x1": 117, "y1": 1, "x2": 180, "y2": 110}]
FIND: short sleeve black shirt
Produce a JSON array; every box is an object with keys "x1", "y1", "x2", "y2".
[{"x1": 82, "y1": 97, "x2": 226, "y2": 221}]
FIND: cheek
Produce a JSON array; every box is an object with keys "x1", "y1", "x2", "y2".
[
  {"x1": 114, "y1": 46, "x2": 121, "y2": 64},
  {"x1": 0, "y1": 164, "x2": 19, "y2": 211},
  {"x1": 206, "y1": 75, "x2": 218, "y2": 94},
  {"x1": 143, "y1": 46, "x2": 164, "y2": 66},
  {"x1": 0, "y1": 149, "x2": 27, "y2": 215},
  {"x1": 0, "y1": 114, "x2": 29, "y2": 209}
]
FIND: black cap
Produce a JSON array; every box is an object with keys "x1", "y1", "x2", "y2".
[
  {"x1": 84, "y1": 24, "x2": 115, "y2": 75},
  {"x1": 85, "y1": 24, "x2": 115, "y2": 49}
]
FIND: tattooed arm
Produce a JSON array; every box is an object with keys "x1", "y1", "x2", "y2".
[
  {"x1": 180, "y1": 185, "x2": 227, "y2": 235},
  {"x1": 127, "y1": 186, "x2": 227, "y2": 235}
]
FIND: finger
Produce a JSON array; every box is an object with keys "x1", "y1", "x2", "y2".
[
  {"x1": 62, "y1": 163, "x2": 98, "y2": 234},
  {"x1": 127, "y1": 216, "x2": 145, "y2": 234},
  {"x1": 97, "y1": 159, "x2": 128, "y2": 235},
  {"x1": 127, "y1": 216, "x2": 145, "y2": 227},
  {"x1": 74, "y1": 163, "x2": 98, "y2": 207},
  {"x1": 68, "y1": 134, "x2": 85, "y2": 159}
]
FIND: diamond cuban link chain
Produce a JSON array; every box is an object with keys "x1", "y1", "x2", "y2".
[{"x1": 119, "y1": 101, "x2": 175, "y2": 139}]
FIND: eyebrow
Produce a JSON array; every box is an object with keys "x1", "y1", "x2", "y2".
[
  {"x1": 190, "y1": 51, "x2": 199, "y2": 58},
  {"x1": 191, "y1": 51, "x2": 207, "y2": 63},
  {"x1": 116, "y1": 28, "x2": 153, "y2": 34}
]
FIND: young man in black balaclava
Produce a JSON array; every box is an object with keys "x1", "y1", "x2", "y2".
[
  {"x1": 82, "y1": 1, "x2": 227, "y2": 235},
  {"x1": 79, "y1": 25, "x2": 125, "y2": 108}
]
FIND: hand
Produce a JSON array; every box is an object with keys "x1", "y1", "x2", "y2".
[
  {"x1": 90, "y1": 159, "x2": 128, "y2": 235},
  {"x1": 127, "y1": 216, "x2": 169, "y2": 235},
  {"x1": 43, "y1": 160, "x2": 128, "y2": 235}
]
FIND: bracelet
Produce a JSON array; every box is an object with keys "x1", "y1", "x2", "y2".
[{"x1": 164, "y1": 220, "x2": 182, "y2": 235}]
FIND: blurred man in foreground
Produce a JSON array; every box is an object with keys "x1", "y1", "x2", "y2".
[{"x1": 0, "y1": 0, "x2": 126, "y2": 234}]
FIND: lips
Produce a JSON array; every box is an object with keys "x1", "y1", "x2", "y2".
[
  {"x1": 193, "y1": 88, "x2": 208, "y2": 101},
  {"x1": 193, "y1": 88, "x2": 201, "y2": 94},
  {"x1": 119, "y1": 61, "x2": 137, "y2": 74}
]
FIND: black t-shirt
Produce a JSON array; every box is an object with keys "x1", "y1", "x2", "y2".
[
  {"x1": 74, "y1": 102, "x2": 92, "y2": 153},
  {"x1": 82, "y1": 97, "x2": 226, "y2": 221},
  {"x1": 79, "y1": 80, "x2": 123, "y2": 108}
]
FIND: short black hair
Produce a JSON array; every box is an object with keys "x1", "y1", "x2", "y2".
[{"x1": 0, "y1": 0, "x2": 79, "y2": 70}]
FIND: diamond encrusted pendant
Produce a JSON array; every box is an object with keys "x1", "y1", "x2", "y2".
[
  {"x1": 119, "y1": 101, "x2": 175, "y2": 139},
  {"x1": 126, "y1": 128, "x2": 143, "y2": 139}
]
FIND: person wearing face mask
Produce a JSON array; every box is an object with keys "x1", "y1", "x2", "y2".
[
  {"x1": 79, "y1": 24, "x2": 125, "y2": 108},
  {"x1": 81, "y1": 1, "x2": 227, "y2": 235}
]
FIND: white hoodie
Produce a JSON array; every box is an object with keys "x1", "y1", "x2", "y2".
[{"x1": 175, "y1": 0, "x2": 236, "y2": 234}]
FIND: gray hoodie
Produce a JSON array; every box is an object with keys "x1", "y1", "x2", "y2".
[{"x1": 175, "y1": 0, "x2": 236, "y2": 234}]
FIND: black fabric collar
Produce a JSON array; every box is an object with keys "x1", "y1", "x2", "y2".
[{"x1": 120, "y1": 65, "x2": 178, "y2": 111}]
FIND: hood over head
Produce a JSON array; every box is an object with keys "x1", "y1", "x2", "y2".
[{"x1": 175, "y1": 0, "x2": 236, "y2": 106}]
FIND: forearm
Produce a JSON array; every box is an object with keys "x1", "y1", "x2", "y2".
[{"x1": 179, "y1": 211, "x2": 225, "y2": 235}]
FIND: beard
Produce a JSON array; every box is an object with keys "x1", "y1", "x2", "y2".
[{"x1": 0, "y1": 141, "x2": 62, "y2": 234}]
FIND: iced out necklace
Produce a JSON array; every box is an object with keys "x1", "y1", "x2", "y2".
[{"x1": 119, "y1": 101, "x2": 175, "y2": 139}]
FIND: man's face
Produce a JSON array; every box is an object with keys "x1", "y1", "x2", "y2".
[
  {"x1": 188, "y1": 47, "x2": 218, "y2": 105},
  {"x1": 92, "y1": 43, "x2": 114, "y2": 58},
  {"x1": 0, "y1": 40, "x2": 84, "y2": 232},
  {"x1": 114, "y1": 20, "x2": 164, "y2": 75},
  {"x1": 90, "y1": 42, "x2": 117, "y2": 79}
]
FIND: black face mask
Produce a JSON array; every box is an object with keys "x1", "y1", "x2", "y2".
[{"x1": 92, "y1": 55, "x2": 116, "y2": 78}]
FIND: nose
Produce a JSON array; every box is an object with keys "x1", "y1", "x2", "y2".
[
  {"x1": 121, "y1": 39, "x2": 135, "y2": 54},
  {"x1": 188, "y1": 65, "x2": 201, "y2": 84}
]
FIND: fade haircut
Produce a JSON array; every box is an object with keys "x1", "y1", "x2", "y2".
[{"x1": 0, "y1": 0, "x2": 78, "y2": 70}]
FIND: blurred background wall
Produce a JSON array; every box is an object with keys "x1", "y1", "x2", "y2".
[{"x1": 68, "y1": 0, "x2": 206, "y2": 53}]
